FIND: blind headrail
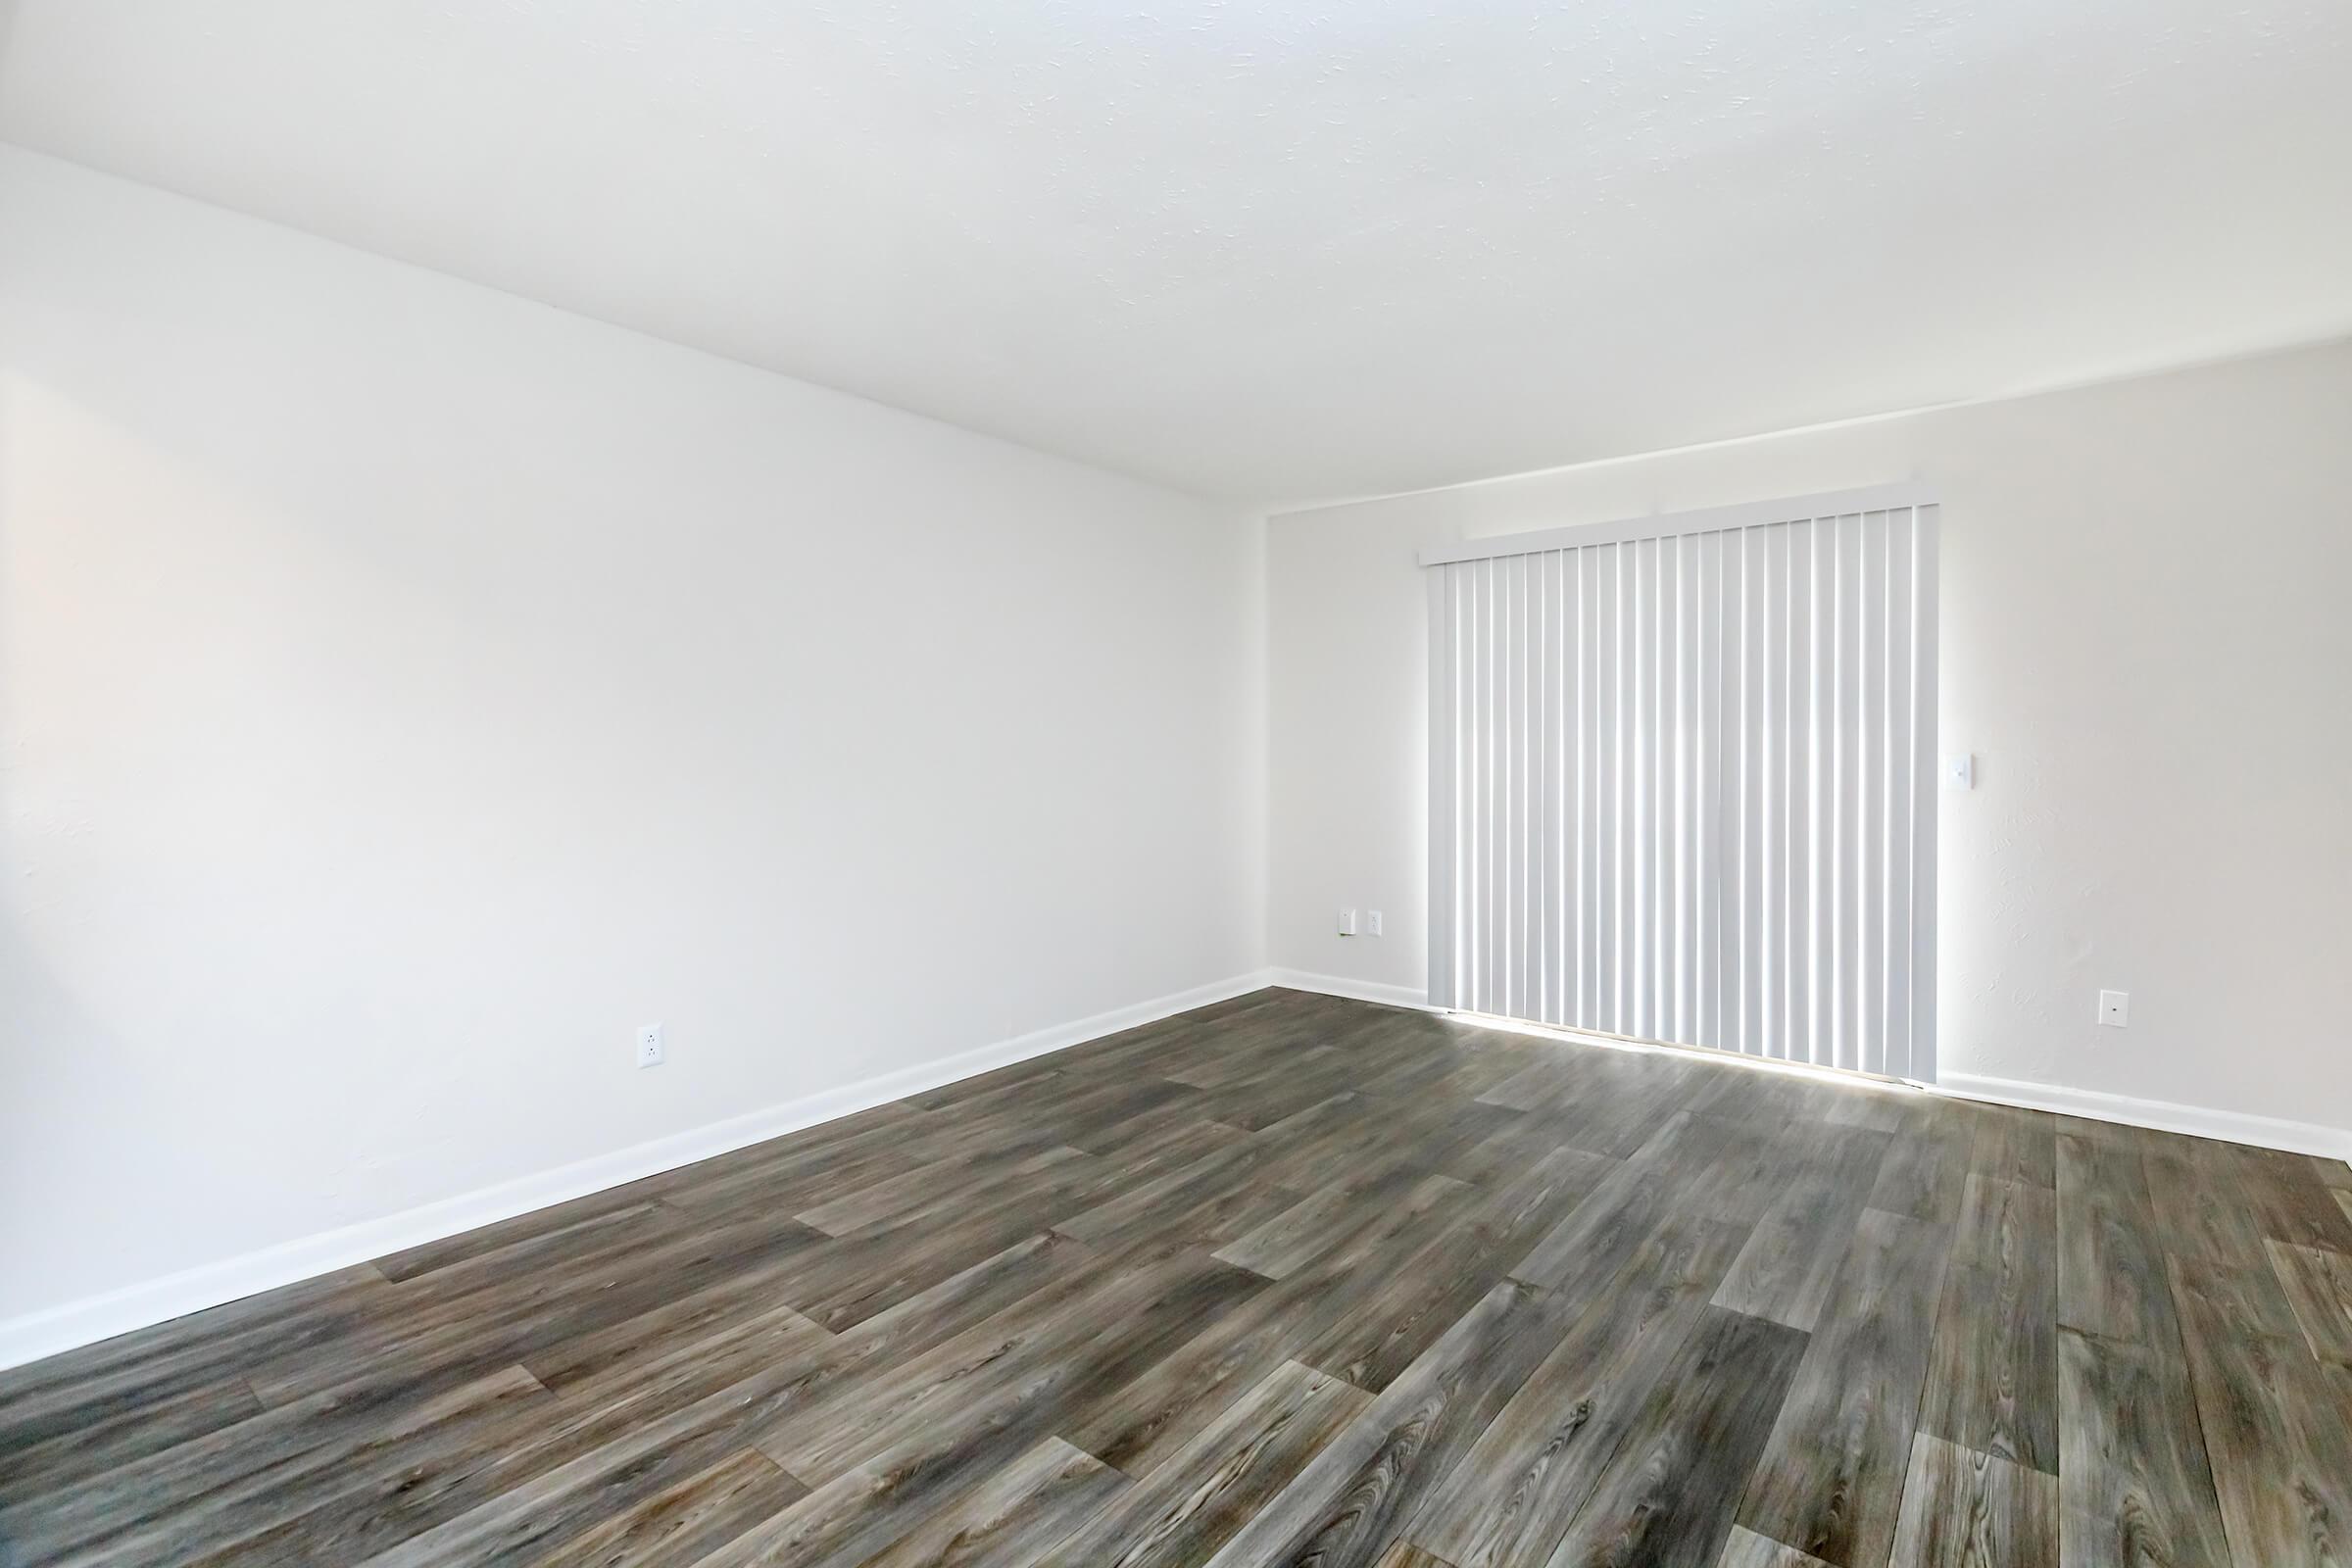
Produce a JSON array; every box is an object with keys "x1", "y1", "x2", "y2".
[{"x1": 1416, "y1": 481, "x2": 1938, "y2": 567}]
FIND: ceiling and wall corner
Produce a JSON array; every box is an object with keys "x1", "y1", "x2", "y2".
[{"x1": 2, "y1": 0, "x2": 2348, "y2": 508}]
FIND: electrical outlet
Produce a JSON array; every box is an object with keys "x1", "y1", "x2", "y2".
[
  {"x1": 636, "y1": 1023, "x2": 665, "y2": 1067},
  {"x1": 1367, "y1": 909, "x2": 1384, "y2": 937},
  {"x1": 1338, "y1": 907, "x2": 1356, "y2": 937},
  {"x1": 2097, "y1": 991, "x2": 2129, "y2": 1028}
]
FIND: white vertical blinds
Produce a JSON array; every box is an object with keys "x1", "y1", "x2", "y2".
[{"x1": 1427, "y1": 494, "x2": 1938, "y2": 1081}]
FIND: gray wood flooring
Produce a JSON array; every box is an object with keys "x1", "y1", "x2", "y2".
[{"x1": 4, "y1": 988, "x2": 2350, "y2": 1566}]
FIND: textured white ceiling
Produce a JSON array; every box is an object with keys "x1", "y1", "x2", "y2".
[{"x1": 3, "y1": 0, "x2": 2348, "y2": 505}]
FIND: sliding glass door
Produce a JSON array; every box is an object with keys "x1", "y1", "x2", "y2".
[{"x1": 1425, "y1": 489, "x2": 1938, "y2": 1082}]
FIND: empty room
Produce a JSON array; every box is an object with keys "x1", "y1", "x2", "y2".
[{"x1": 3, "y1": 3, "x2": 2348, "y2": 1566}]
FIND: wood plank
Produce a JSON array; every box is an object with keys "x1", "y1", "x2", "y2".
[
  {"x1": 390, "y1": 1259, "x2": 1250, "y2": 1560},
  {"x1": 1199, "y1": 1277, "x2": 1581, "y2": 1568},
  {"x1": 2139, "y1": 1129, "x2": 2270, "y2": 1269},
  {"x1": 1863, "y1": 1102, "x2": 1973, "y2": 1226},
  {"x1": 1952, "y1": 1172, "x2": 2056, "y2": 1272},
  {"x1": 0, "y1": 1266, "x2": 395, "y2": 1451},
  {"x1": 778, "y1": 1212, "x2": 1102, "y2": 1343},
  {"x1": 0, "y1": 1374, "x2": 263, "y2": 1504},
  {"x1": 1512, "y1": 1110, "x2": 1739, "y2": 1291},
  {"x1": 521, "y1": 1448, "x2": 806, "y2": 1568},
  {"x1": 236, "y1": 1362, "x2": 782, "y2": 1565},
  {"x1": 1666, "y1": 1114, "x2": 1809, "y2": 1229},
  {"x1": 558, "y1": 1229, "x2": 1084, "y2": 1424},
  {"x1": 1884, "y1": 1434, "x2": 2057, "y2": 1568},
  {"x1": 1246, "y1": 1091, "x2": 1454, "y2": 1198},
  {"x1": 950, "y1": 1073, "x2": 1201, "y2": 1153},
  {"x1": 1213, "y1": 1154, "x2": 1473, "y2": 1282},
  {"x1": 1710, "y1": 1126, "x2": 1893, "y2": 1331},
  {"x1": 1916, "y1": 1257, "x2": 2059, "y2": 1479},
  {"x1": 1025, "y1": 1075, "x2": 1215, "y2": 1152},
  {"x1": 1824, "y1": 1081, "x2": 1916, "y2": 1134},
  {"x1": 2169, "y1": 1253, "x2": 2352, "y2": 1568},
  {"x1": 1407, "y1": 1213, "x2": 1750, "y2": 1568},
  {"x1": 1051, "y1": 1131, "x2": 1296, "y2": 1252},
  {"x1": 851, "y1": 1436, "x2": 1126, "y2": 1568},
  {"x1": 1370, "y1": 1095, "x2": 1555, "y2": 1189},
  {"x1": 1536, "y1": 1305, "x2": 1810, "y2": 1568},
  {"x1": 517, "y1": 1280, "x2": 830, "y2": 1400},
  {"x1": 1388, "y1": 1039, "x2": 1554, "y2": 1112},
  {"x1": 1195, "y1": 1046, "x2": 1380, "y2": 1132},
  {"x1": 540, "y1": 1301, "x2": 837, "y2": 1427},
  {"x1": 1969, "y1": 1103, "x2": 2057, "y2": 1191},
  {"x1": 1542, "y1": 1053, "x2": 1701, "y2": 1159},
  {"x1": 1377, "y1": 1544, "x2": 1463, "y2": 1568},
  {"x1": 1734, "y1": 1208, "x2": 1949, "y2": 1568},
  {"x1": 1475, "y1": 1053, "x2": 1598, "y2": 1115},
  {"x1": 1294, "y1": 1145, "x2": 1612, "y2": 1391},
  {"x1": 760, "y1": 1242, "x2": 1262, "y2": 1488},
  {"x1": 1418, "y1": 1103, "x2": 1558, "y2": 1188},
  {"x1": 2224, "y1": 1142, "x2": 2352, "y2": 1253},
  {"x1": 1682, "y1": 1064, "x2": 1825, "y2": 1130},
  {"x1": 328, "y1": 1238, "x2": 1106, "y2": 1565},
  {"x1": 0, "y1": 1364, "x2": 558, "y2": 1567},
  {"x1": 2265, "y1": 1239, "x2": 2352, "y2": 1367},
  {"x1": 2056, "y1": 1130, "x2": 2179, "y2": 1349},
  {"x1": 1064, "y1": 1172, "x2": 1479, "y2": 1480},
  {"x1": 792, "y1": 1141, "x2": 1097, "y2": 1237},
  {"x1": 2055, "y1": 1325, "x2": 2230, "y2": 1568},
  {"x1": 1044, "y1": 1359, "x2": 1371, "y2": 1568},
  {"x1": 1719, "y1": 1528, "x2": 1838, "y2": 1568},
  {"x1": 715, "y1": 1268, "x2": 1264, "y2": 1568},
  {"x1": 246, "y1": 1205, "x2": 830, "y2": 1403},
  {"x1": 1915, "y1": 1170, "x2": 2058, "y2": 1480},
  {"x1": 2164, "y1": 1250, "x2": 2300, "y2": 1339}
]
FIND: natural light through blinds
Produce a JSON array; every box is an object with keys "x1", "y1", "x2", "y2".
[{"x1": 1425, "y1": 487, "x2": 1938, "y2": 1082}]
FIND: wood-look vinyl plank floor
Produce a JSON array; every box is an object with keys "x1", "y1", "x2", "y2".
[{"x1": 3, "y1": 989, "x2": 2344, "y2": 1568}]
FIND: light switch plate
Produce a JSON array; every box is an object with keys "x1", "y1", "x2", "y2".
[{"x1": 2097, "y1": 991, "x2": 2129, "y2": 1028}]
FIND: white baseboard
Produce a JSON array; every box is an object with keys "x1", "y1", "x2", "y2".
[
  {"x1": 1262, "y1": 967, "x2": 1432, "y2": 1010},
  {"x1": 0, "y1": 969, "x2": 1277, "y2": 1373},
  {"x1": 1937, "y1": 1071, "x2": 2352, "y2": 1163},
  {"x1": 17, "y1": 970, "x2": 2342, "y2": 1372},
  {"x1": 1262, "y1": 969, "x2": 2352, "y2": 1165}
]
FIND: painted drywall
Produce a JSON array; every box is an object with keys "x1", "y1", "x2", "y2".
[
  {"x1": 7, "y1": 1, "x2": 2351, "y2": 502},
  {"x1": 0, "y1": 146, "x2": 1265, "y2": 1329},
  {"x1": 1268, "y1": 339, "x2": 2352, "y2": 1140}
]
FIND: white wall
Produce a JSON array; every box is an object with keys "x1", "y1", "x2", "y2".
[
  {"x1": 1269, "y1": 340, "x2": 2352, "y2": 1145},
  {"x1": 0, "y1": 147, "x2": 1266, "y2": 1334}
]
